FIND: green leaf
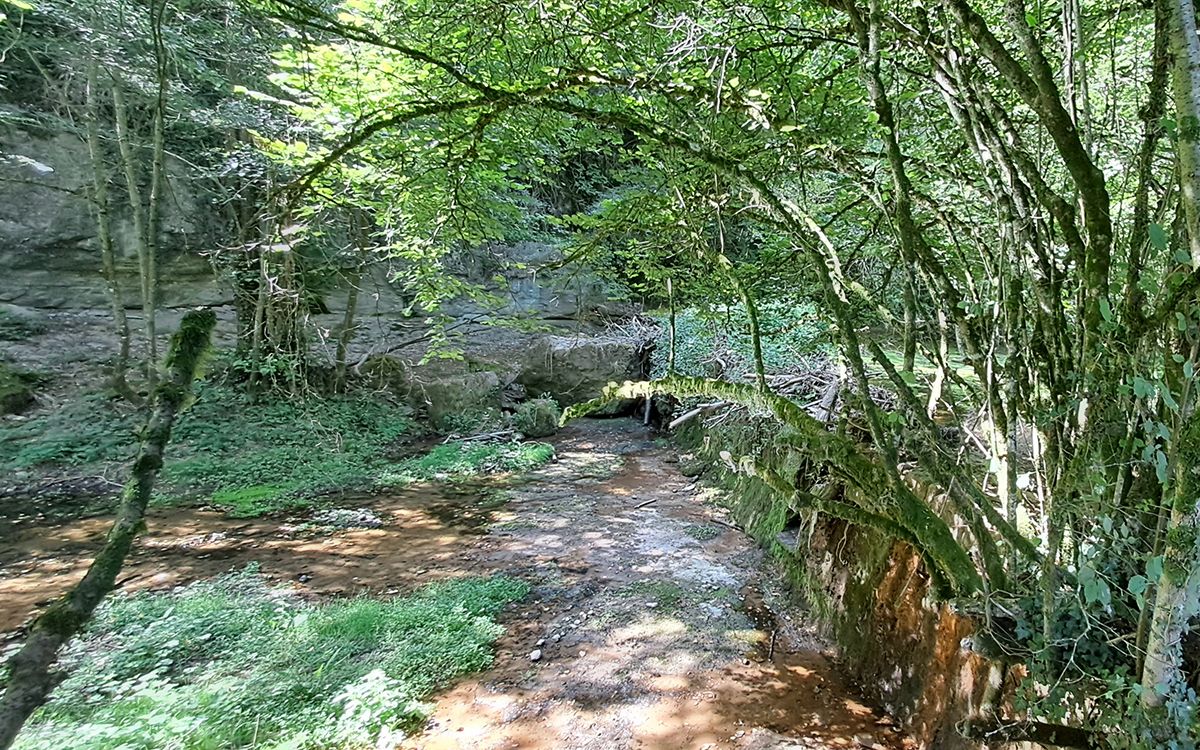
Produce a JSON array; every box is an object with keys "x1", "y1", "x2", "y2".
[
  {"x1": 1159, "y1": 382, "x2": 1180, "y2": 413},
  {"x1": 1099, "y1": 297, "x2": 1113, "y2": 323},
  {"x1": 1147, "y1": 555, "x2": 1164, "y2": 580},
  {"x1": 1149, "y1": 222, "x2": 1168, "y2": 252},
  {"x1": 1133, "y1": 376, "x2": 1155, "y2": 399},
  {"x1": 1128, "y1": 575, "x2": 1148, "y2": 596}
]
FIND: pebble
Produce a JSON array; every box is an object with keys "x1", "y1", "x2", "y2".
[
  {"x1": 536, "y1": 638, "x2": 546, "y2": 647},
  {"x1": 529, "y1": 649, "x2": 543, "y2": 662}
]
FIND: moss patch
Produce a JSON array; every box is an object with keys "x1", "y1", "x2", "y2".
[{"x1": 0, "y1": 362, "x2": 36, "y2": 415}]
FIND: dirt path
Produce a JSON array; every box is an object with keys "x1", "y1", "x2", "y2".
[{"x1": 1, "y1": 419, "x2": 909, "y2": 749}]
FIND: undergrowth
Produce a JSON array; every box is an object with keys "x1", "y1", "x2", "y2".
[
  {"x1": 162, "y1": 382, "x2": 421, "y2": 516},
  {"x1": 651, "y1": 301, "x2": 832, "y2": 380},
  {"x1": 379, "y1": 440, "x2": 555, "y2": 485},
  {"x1": 10, "y1": 568, "x2": 530, "y2": 750},
  {"x1": 0, "y1": 378, "x2": 558, "y2": 517}
]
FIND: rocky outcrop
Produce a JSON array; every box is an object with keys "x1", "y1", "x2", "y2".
[
  {"x1": 360, "y1": 356, "x2": 503, "y2": 431},
  {"x1": 0, "y1": 121, "x2": 226, "y2": 309},
  {"x1": 515, "y1": 335, "x2": 647, "y2": 408},
  {"x1": 361, "y1": 332, "x2": 649, "y2": 429}
]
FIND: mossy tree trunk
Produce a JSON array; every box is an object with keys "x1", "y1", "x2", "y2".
[{"x1": 0, "y1": 310, "x2": 217, "y2": 750}]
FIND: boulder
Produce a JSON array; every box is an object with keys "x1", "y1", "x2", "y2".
[
  {"x1": 511, "y1": 397, "x2": 560, "y2": 438},
  {"x1": 360, "y1": 355, "x2": 502, "y2": 431},
  {"x1": 516, "y1": 336, "x2": 646, "y2": 410}
]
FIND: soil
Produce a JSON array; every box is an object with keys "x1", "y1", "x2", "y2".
[{"x1": 1, "y1": 419, "x2": 912, "y2": 750}]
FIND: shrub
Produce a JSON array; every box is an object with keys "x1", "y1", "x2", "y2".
[
  {"x1": 651, "y1": 300, "x2": 832, "y2": 380},
  {"x1": 511, "y1": 397, "x2": 560, "y2": 438}
]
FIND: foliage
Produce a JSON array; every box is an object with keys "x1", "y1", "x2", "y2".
[
  {"x1": 0, "y1": 378, "x2": 420, "y2": 516},
  {"x1": 651, "y1": 302, "x2": 833, "y2": 380},
  {"x1": 684, "y1": 524, "x2": 722, "y2": 542},
  {"x1": 510, "y1": 397, "x2": 561, "y2": 439},
  {"x1": 0, "y1": 394, "x2": 138, "y2": 470},
  {"x1": 162, "y1": 381, "x2": 421, "y2": 515},
  {"x1": 9, "y1": 568, "x2": 530, "y2": 750},
  {"x1": 4, "y1": 0, "x2": 1200, "y2": 740},
  {"x1": 379, "y1": 440, "x2": 554, "y2": 485}
]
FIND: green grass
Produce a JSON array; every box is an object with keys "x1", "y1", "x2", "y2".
[
  {"x1": 378, "y1": 440, "x2": 555, "y2": 485},
  {"x1": 11, "y1": 569, "x2": 530, "y2": 750}
]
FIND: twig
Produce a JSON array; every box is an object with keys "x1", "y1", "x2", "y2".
[
  {"x1": 444, "y1": 429, "x2": 515, "y2": 444},
  {"x1": 634, "y1": 497, "x2": 657, "y2": 509}
]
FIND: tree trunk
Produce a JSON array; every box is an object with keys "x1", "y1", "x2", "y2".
[
  {"x1": 110, "y1": 78, "x2": 159, "y2": 392},
  {"x1": 1141, "y1": 0, "x2": 1200, "y2": 707},
  {"x1": 1168, "y1": 0, "x2": 1200, "y2": 267},
  {"x1": 1141, "y1": 406, "x2": 1200, "y2": 707},
  {"x1": 333, "y1": 274, "x2": 360, "y2": 393},
  {"x1": 84, "y1": 50, "x2": 137, "y2": 404},
  {"x1": 0, "y1": 309, "x2": 216, "y2": 750},
  {"x1": 143, "y1": 0, "x2": 168, "y2": 387}
]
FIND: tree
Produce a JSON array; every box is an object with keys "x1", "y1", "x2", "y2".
[
  {"x1": 257, "y1": 0, "x2": 1200, "y2": 741},
  {"x1": 0, "y1": 309, "x2": 217, "y2": 750}
]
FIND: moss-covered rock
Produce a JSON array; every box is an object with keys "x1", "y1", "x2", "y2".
[
  {"x1": 360, "y1": 355, "x2": 502, "y2": 432},
  {"x1": 0, "y1": 362, "x2": 36, "y2": 415}
]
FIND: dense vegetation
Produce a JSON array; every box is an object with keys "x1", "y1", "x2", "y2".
[{"x1": 3, "y1": 0, "x2": 1200, "y2": 746}]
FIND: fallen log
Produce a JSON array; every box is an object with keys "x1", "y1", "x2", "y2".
[{"x1": 668, "y1": 401, "x2": 731, "y2": 429}]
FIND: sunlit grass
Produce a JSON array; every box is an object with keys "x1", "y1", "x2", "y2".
[{"x1": 12, "y1": 569, "x2": 530, "y2": 750}]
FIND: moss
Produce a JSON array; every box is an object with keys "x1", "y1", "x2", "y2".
[
  {"x1": 37, "y1": 600, "x2": 88, "y2": 638},
  {"x1": 0, "y1": 362, "x2": 36, "y2": 415}
]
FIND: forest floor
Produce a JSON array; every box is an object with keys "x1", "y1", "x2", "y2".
[{"x1": 2, "y1": 419, "x2": 911, "y2": 750}]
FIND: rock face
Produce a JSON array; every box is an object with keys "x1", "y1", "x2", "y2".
[
  {"x1": 362, "y1": 332, "x2": 648, "y2": 428},
  {"x1": 516, "y1": 336, "x2": 646, "y2": 408},
  {"x1": 361, "y1": 356, "x2": 503, "y2": 431},
  {"x1": 0, "y1": 121, "x2": 226, "y2": 309}
]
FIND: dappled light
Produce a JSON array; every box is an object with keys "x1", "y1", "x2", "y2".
[{"x1": 1, "y1": 0, "x2": 1198, "y2": 745}]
